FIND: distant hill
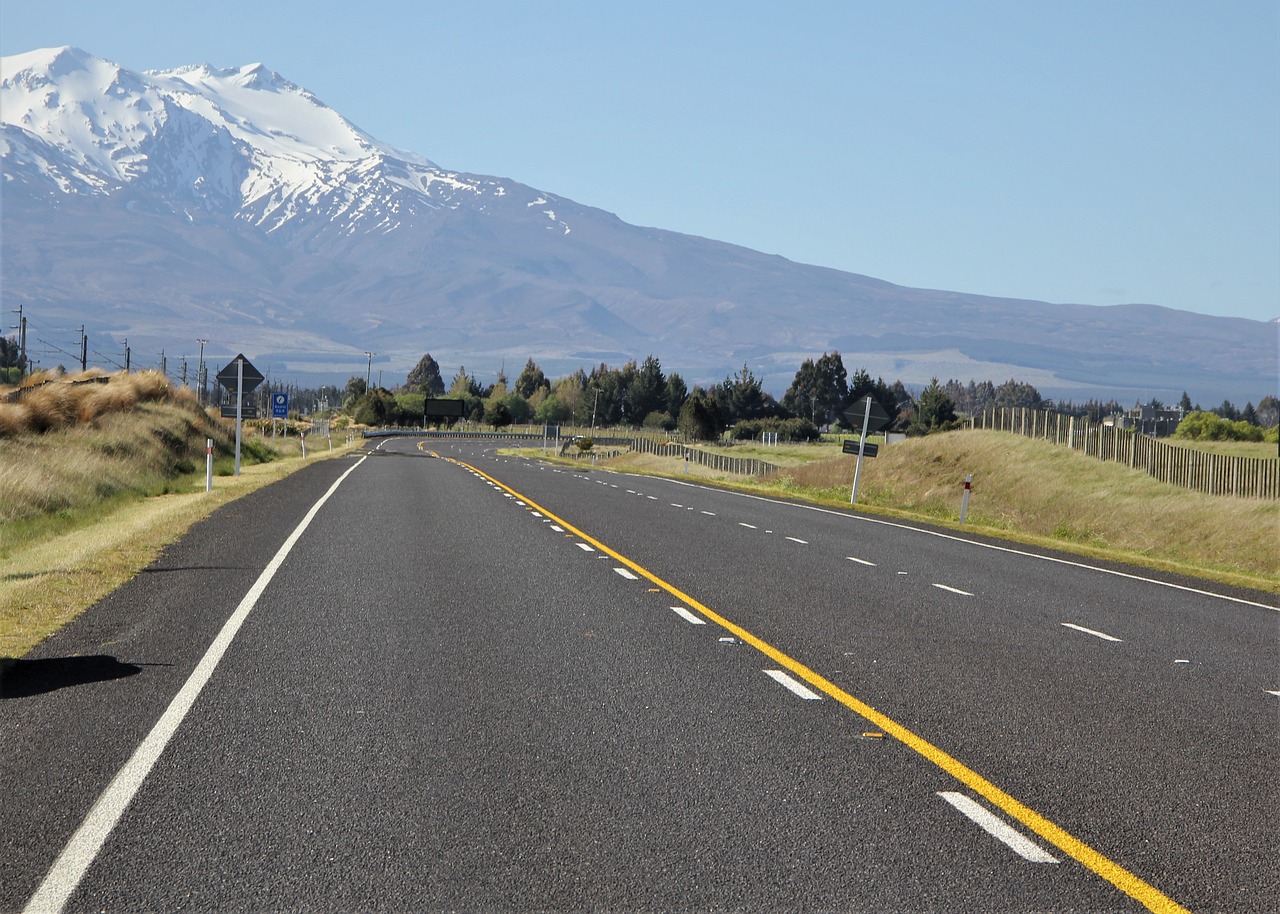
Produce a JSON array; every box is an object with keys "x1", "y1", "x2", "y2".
[{"x1": 2, "y1": 47, "x2": 1274, "y2": 404}]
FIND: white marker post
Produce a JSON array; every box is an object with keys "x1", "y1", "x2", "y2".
[
  {"x1": 960, "y1": 474, "x2": 973, "y2": 523},
  {"x1": 205, "y1": 438, "x2": 213, "y2": 492},
  {"x1": 850, "y1": 395, "x2": 872, "y2": 504}
]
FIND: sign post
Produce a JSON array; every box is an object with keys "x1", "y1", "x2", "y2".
[
  {"x1": 843, "y1": 396, "x2": 891, "y2": 505},
  {"x1": 215, "y1": 355, "x2": 265, "y2": 476}
]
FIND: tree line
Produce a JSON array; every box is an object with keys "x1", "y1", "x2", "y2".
[
  {"x1": 343, "y1": 349, "x2": 1272, "y2": 443},
  {"x1": 5, "y1": 331, "x2": 1274, "y2": 444}
]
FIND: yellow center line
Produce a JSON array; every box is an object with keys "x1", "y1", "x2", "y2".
[{"x1": 456, "y1": 458, "x2": 1191, "y2": 914}]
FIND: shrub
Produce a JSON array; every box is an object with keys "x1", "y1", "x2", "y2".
[
  {"x1": 731, "y1": 417, "x2": 820, "y2": 442},
  {"x1": 643, "y1": 410, "x2": 676, "y2": 431},
  {"x1": 1174, "y1": 411, "x2": 1265, "y2": 442}
]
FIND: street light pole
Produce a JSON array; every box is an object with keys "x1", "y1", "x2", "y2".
[{"x1": 364, "y1": 351, "x2": 375, "y2": 391}]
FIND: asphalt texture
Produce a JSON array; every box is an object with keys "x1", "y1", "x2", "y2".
[{"x1": 2, "y1": 436, "x2": 1277, "y2": 913}]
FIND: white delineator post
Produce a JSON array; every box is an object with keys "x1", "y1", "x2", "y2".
[
  {"x1": 205, "y1": 438, "x2": 213, "y2": 492},
  {"x1": 960, "y1": 474, "x2": 973, "y2": 523}
]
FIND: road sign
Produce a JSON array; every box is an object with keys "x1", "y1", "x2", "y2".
[
  {"x1": 842, "y1": 396, "x2": 890, "y2": 434},
  {"x1": 215, "y1": 354, "x2": 265, "y2": 393},
  {"x1": 272, "y1": 392, "x2": 290, "y2": 419},
  {"x1": 220, "y1": 399, "x2": 258, "y2": 419},
  {"x1": 424, "y1": 398, "x2": 466, "y2": 419},
  {"x1": 842, "y1": 438, "x2": 878, "y2": 458}
]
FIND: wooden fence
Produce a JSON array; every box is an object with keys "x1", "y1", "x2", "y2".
[
  {"x1": 970, "y1": 407, "x2": 1279, "y2": 499},
  {"x1": 627, "y1": 435, "x2": 780, "y2": 477},
  {"x1": 366, "y1": 427, "x2": 780, "y2": 477}
]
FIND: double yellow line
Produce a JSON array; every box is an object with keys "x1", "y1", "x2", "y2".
[{"x1": 459, "y1": 458, "x2": 1192, "y2": 914}]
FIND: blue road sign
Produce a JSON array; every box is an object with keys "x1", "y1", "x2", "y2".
[{"x1": 272, "y1": 392, "x2": 289, "y2": 419}]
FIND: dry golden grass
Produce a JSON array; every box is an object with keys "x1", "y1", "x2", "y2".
[
  {"x1": 0, "y1": 398, "x2": 229, "y2": 525},
  {"x1": 535, "y1": 430, "x2": 1278, "y2": 592},
  {"x1": 767, "y1": 431, "x2": 1279, "y2": 589},
  {"x1": 0, "y1": 376, "x2": 356, "y2": 656},
  {"x1": 0, "y1": 457, "x2": 342, "y2": 657},
  {"x1": 0, "y1": 369, "x2": 174, "y2": 435}
]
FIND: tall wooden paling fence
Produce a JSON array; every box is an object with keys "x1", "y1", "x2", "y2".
[{"x1": 970, "y1": 408, "x2": 1279, "y2": 499}]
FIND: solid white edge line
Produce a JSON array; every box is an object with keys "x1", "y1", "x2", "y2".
[
  {"x1": 24, "y1": 456, "x2": 369, "y2": 914},
  {"x1": 619, "y1": 475, "x2": 1278, "y2": 611},
  {"x1": 937, "y1": 791, "x2": 1059, "y2": 863},
  {"x1": 763, "y1": 669, "x2": 822, "y2": 700},
  {"x1": 671, "y1": 606, "x2": 706, "y2": 625},
  {"x1": 1061, "y1": 622, "x2": 1123, "y2": 642}
]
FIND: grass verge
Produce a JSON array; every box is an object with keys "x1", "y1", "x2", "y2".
[
  {"x1": 511, "y1": 430, "x2": 1279, "y2": 594},
  {"x1": 0, "y1": 379, "x2": 356, "y2": 657}
]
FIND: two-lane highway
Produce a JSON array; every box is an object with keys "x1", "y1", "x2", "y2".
[{"x1": 3, "y1": 435, "x2": 1276, "y2": 912}]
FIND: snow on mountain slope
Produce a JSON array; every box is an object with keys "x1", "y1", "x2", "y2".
[
  {"x1": 1, "y1": 47, "x2": 1271, "y2": 405},
  {"x1": 0, "y1": 47, "x2": 565, "y2": 236}
]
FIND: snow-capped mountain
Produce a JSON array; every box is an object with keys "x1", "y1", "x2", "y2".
[
  {"x1": 1, "y1": 46, "x2": 567, "y2": 236},
  {"x1": 1, "y1": 47, "x2": 1273, "y2": 404}
]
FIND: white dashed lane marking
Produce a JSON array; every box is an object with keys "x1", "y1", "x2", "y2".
[
  {"x1": 671, "y1": 606, "x2": 706, "y2": 625},
  {"x1": 764, "y1": 669, "x2": 822, "y2": 700},
  {"x1": 932, "y1": 584, "x2": 973, "y2": 596},
  {"x1": 937, "y1": 792, "x2": 1059, "y2": 864},
  {"x1": 1061, "y1": 622, "x2": 1123, "y2": 642}
]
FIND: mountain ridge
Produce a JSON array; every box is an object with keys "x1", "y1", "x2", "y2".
[{"x1": 1, "y1": 46, "x2": 1273, "y2": 403}]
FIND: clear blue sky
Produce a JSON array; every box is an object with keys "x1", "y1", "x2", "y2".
[{"x1": 4, "y1": 0, "x2": 1277, "y2": 322}]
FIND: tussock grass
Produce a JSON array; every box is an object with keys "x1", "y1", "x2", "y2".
[
  {"x1": 1, "y1": 369, "x2": 177, "y2": 435},
  {"x1": 0, "y1": 373, "x2": 354, "y2": 656},
  {"x1": 0, "y1": 398, "x2": 231, "y2": 527}
]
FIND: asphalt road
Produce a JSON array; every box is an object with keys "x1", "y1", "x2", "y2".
[{"x1": 3, "y1": 435, "x2": 1276, "y2": 913}]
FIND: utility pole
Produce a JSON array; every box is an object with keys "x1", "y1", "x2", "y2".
[
  {"x1": 11, "y1": 305, "x2": 26, "y2": 381},
  {"x1": 80, "y1": 326, "x2": 87, "y2": 372},
  {"x1": 159, "y1": 350, "x2": 166, "y2": 378},
  {"x1": 124, "y1": 338, "x2": 131, "y2": 373},
  {"x1": 180, "y1": 357, "x2": 188, "y2": 387},
  {"x1": 364, "y1": 351, "x2": 375, "y2": 391},
  {"x1": 196, "y1": 339, "x2": 207, "y2": 405}
]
